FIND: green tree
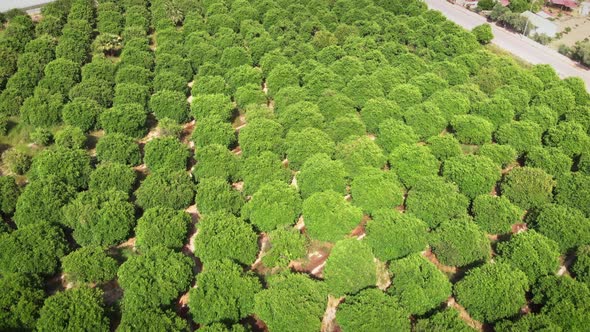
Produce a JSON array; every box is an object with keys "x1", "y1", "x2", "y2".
[
  {"x1": 37, "y1": 287, "x2": 109, "y2": 332},
  {"x1": 28, "y1": 147, "x2": 92, "y2": 190},
  {"x1": 13, "y1": 177, "x2": 76, "y2": 227},
  {"x1": 389, "y1": 144, "x2": 440, "y2": 189},
  {"x1": 388, "y1": 254, "x2": 452, "y2": 315},
  {"x1": 375, "y1": 119, "x2": 419, "y2": 153},
  {"x1": 524, "y1": 146, "x2": 571, "y2": 179},
  {"x1": 431, "y1": 217, "x2": 491, "y2": 267},
  {"x1": 533, "y1": 204, "x2": 590, "y2": 253},
  {"x1": 365, "y1": 210, "x2": 428, "y2": 262},
  {"x1": 544, "y1": 121, "x2": 590, "y2": 157},
  {"x1": 572, "y1": 245, "x2": 590, "y2": 287},
  {"x1": 191, "y1": 117, "x2": 236, "y2": 149},
  {"x1": 343, "y1": 75, "x2": 384, "y2": 108},
  {"x1": 194, "y1": 144, "x2": 240, "y2": 182},
  {"x1": 336, "y1": 288, "x2": 410, "y2": 332},
  {"x1": 89, "y1": 162, "x2": 136, "y2": 194},
  {"x1": 496, "y1": 313, "x2": 562, "y2": 332},
  {"x1": 454, "y1": 262, "x2": 528, "y2": 323},
  {"x1": 118, "y1": 308, "x2": 189, "y2": 332},
  {"x1": 62, "y1": 190, "x2": 135, "y2": 247},
  {"x1": 473, "y1": 24, "x2": 493, "y2": 44},
  {"x1": 266, "y1": 63, "x2": 300, "y2": 98},
  {"x1": 96, "y1": 133, "x2": 142, "y2": 166},
  {"x1": 242, "y1": 181, "x2": 301, "y2": 232},
  {"x1": 54, "y1": 126, "x2": 86, "y2": 149},
  {"x1": 135, "y1": 171, "x2": 195, "y2": 210},
  {"x1": 61, "y1": 246, "x2": 118, "y2": 284},
  {"x1": 405, "y1": 176, "x2": 469, "y2": 228},
  {"x1": 388, "y1": 84, "x2": 423, "y2": 109},
  {"x1": 497, "y1": 230, "x2": 560, "y2": 283},
  {"x1": 324, "y1": 238, "x2": 376, "y2": 297},
  {"x1": 472, "y1": 195, "x2": 523, "y2": 234},
  {"x1": 450, "y1": 114, "x2": 494, "y2": 145},
  {"x1": 238, "y1": 118, "x2": 285, "y2": 157},
  {"x1": 149, "y1": 90, "x2": 190, "y2": 123},
  {"x1": 99, "y1": 103, "x2": 147, "y2": 139},
  {"x1": 443, "y1": 155, "x2": 502, "y2": 199},
  {"x1": 189, "y1": 259, "x2": 261, "y2": 325},
  {"x1": 20, "y1": 89, "x2": 63, "y2": 127},
  {"x1": 0, "y1": 273, "x2": 45, "y2": 330},
  {"x1": 335, "y1": 136, "x2": 386, "y2": 178},
  {"x1": 360, "y1": 97, "x2": 402, "y2": 134},
  {"x1": 135, "y1": 207, "x2": 191, "y2": 251},
  {"x1": 415, "y1": 308, "x2": 476, "y2": 332},
  {"x1": 192, "y1": 75, "x2": 226, "y2": 96},
  {"x1": 495, "y1": 121, "x2": 543, "y2": 154},
  {"x1": 531, "y1": 276, "x2": 590, "y2": 331},
  {"x1": 278, "y1": 101, "x2": 324, "y2": 133},
  {"x1": 297, "y1": 153, "x2": 347, "y2": 199},
  {"x1": 535, "y1": 85, "x2": 576, "y2": 116},
  {"x1": 0, "y1": 221, "x2": 68, "y2": 275},
  {"x1": 235, "y1": 83, "x2": 267, "y2": 109},
  {"x1": 285, "y1": 127, "x2": 334, "y2": 170},
  {"x1": 254, "y1": 273, "x2": 326, "y2": 332},
  {"x1": 68, "y1": 79, "x2": 114, "y2": 108},
  {"x1": 144, "y1": 137, "x2": 189, "y2": 172},
  {"x1": 477, "y1": 144, "x2": 517, "y2": 168},
  {"x1": 62, "y1": 97, "x2": 103, "y2": 132},
  {"x1": 194, "y1": 211, "x2": 258, "y2": 265},
  {"x1": 555, "y1": 172, "x2": 590, "y2": 216},
  {"x1": 1, "y1": 149, "x2": 31, "y2": 175},
  {"x1": 241, "y1": 151, "x2": 292, "y2": 196},
  {"x1": 191, "y1": 93, "x2": 234, "y2": 121},
  {"x1": 262, "y1": 227, "x2": 308, "y2": 268},
  {"x1": 501, "y1": 167, "x2": 555, "y2": 210},
  {"x1": 325, "y1": 115, "x2": 366, "y2": 142},
  {"x1": 118, "y1": 246, "x2": 194, "y2": 309},
  {"x1": 0, "y1": 176, "x2": 19, "y2": 216},
  {"x1": 302, "y1": 190, "x2": 363, "y2": 242},
  {"x1": 113, "y1": 83, "x2": 150, "y2": 109},
  {"x1": 350, "y1": 167, "x2": 404, "y2": 215},
  {"x1": 196, "y1": 177, "x2": 243, "y2": 215},
  {"x1": 426, "y1": 135, "x2": 463, "y2": 161}
]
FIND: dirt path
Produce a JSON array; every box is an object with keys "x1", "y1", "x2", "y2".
[
  {"x1": 321, "y1": 295, "x2": 343, "y2": 332},
  {"x1": 423, "y1": 247, "x2": 458, "y2": 275},
  {"x1": 447, "y1": 297, "x2": 484, "y2": 331}
]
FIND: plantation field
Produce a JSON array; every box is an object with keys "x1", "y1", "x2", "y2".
[{"x1": 0, "y1": 0, "x2": 590, "y2": 331}]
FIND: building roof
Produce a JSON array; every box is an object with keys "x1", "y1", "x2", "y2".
[
  {"x1": 521, "y1": 11, "x2": 558, "y2": 32},
  {"x1": 549, "y1": 0, "x2": 579, "y2": 8}
]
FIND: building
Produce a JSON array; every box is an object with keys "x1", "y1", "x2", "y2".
[
  {"x1": 548, "y1": 0, "x2": 579, "y2": 10},
  {"x1": 580, "y1": 1, "x2": 590, "y2": 15},
  {"x1": 520, "y1": 10, "x2": 559, "y2": 38}
]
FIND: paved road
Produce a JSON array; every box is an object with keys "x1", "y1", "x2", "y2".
[
  {"x1": 424, "y1": 0, "x2": 590, "y2": 92},
  {"x1": 0, "y1": 0, "x2": 55, "y2": 13}
]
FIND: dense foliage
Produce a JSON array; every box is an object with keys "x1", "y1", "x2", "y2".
[{"x1": 1, "y1": 0, "x2": 589, "y2": 329}]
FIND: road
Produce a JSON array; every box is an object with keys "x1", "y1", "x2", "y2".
[
  {"x1": 424, "y1": 0, "x2": 590, "y2": 92},
  {"x1": 0, "y1": 0, "x2": 55, "y2": 13}
]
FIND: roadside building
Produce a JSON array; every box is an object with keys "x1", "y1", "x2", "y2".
[
  {"x1": 579, "y1": 1, "x2": 590, "y2": 15},
  {"x1": 548, "y1": 0, "x2": 579, "y2": 10},
  {"x1": 521, "y1": 10, "x2": 559, "y2": 38}
]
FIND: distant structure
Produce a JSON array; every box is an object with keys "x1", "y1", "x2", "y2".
[
  {"x1": 521, "y1": 10, "x2": 559, "y2": 38},
  {"x1": 579, "y1": 1, "x2": 590, "y2": 15},
  {"x1": 547, "y1": 0, "x2": 579, "y2": 10}
]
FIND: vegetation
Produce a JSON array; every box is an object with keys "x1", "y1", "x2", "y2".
[{"x1": 0, "y1": 0, "x2": 589, "y2": 329}]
